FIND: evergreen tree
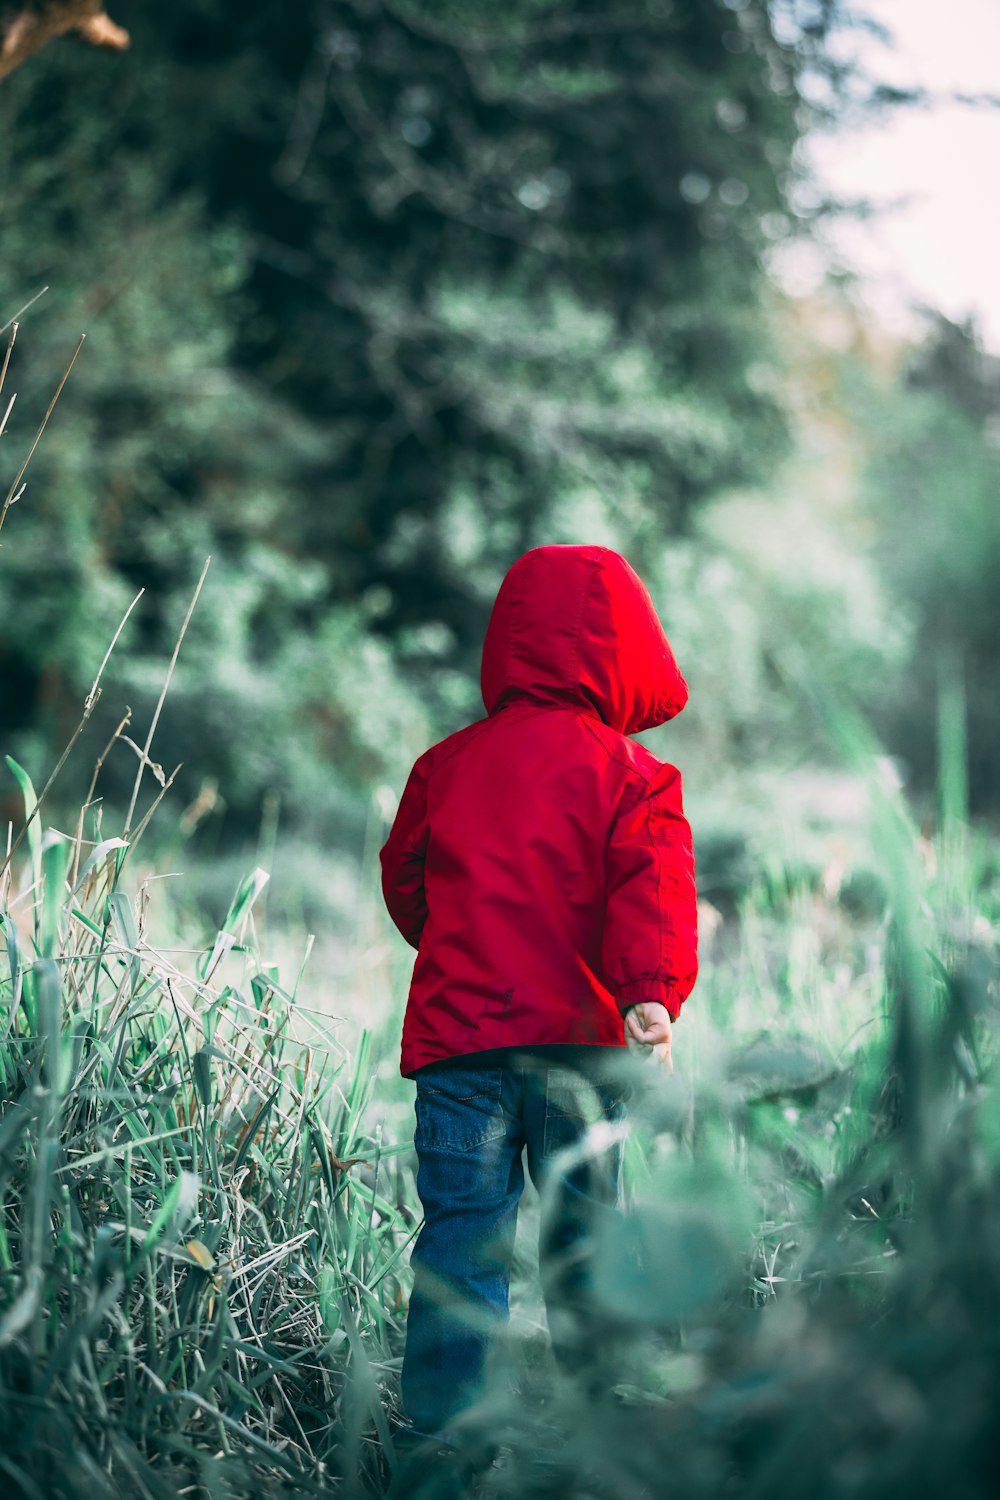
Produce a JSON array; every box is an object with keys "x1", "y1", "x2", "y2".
[{"x1": 0, "y1": 0, "x2": 844, "y2": 833}]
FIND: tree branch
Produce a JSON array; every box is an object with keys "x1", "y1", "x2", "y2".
[{"x1": 0, "y1": 1, "x2": 129, "y2": 83}]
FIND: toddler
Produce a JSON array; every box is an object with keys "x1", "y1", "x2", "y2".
[{"x1": 379, "y1": 543, "x2": 698, "y2": 1450}]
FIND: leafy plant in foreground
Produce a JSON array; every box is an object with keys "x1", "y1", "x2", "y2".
[{"x1": 0, "y1": 742, "x2": 422, "y2": 1497}]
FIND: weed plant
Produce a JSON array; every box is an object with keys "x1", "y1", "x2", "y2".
[{"x1": 0, "y1": 749, "x2": 420, "y2": 1497}]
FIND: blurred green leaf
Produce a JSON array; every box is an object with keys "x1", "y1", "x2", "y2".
[
  {"x1": 141, "y1": 1170, "x2": 200, "y2": 1256},
  {"x1": 105, "y1": 890, "x2": 141, "y2": 993},
  {"x1": 729, "y1": 1038, "x2": 838, "y2": 1102},
  {"x1": 5, "y1": 756, "x2": 41, "y2": 916},
  {"x1": 40, "y1": 832, "x2": 68, "y2": 959}
]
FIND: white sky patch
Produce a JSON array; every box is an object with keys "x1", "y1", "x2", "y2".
[{"x1": 773, "y1": 0, "x2": 1000, "y2": 351}]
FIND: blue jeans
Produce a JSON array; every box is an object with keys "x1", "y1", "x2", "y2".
[{"x1": 400, "y1": 1049, "x2": 631, "y2": 1438}]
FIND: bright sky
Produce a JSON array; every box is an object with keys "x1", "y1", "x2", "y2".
[{"x1": 780, "y1": 0, "x2": 1000, "y2": 352}]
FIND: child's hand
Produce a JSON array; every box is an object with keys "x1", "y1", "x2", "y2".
[{"x1": 624, "y1": 1002, "x2": 673, "y2": 1070}]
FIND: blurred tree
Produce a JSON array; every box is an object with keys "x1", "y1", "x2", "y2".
[
  {"x1": 0, "y1": 0, "x2": 851, "y2": 836},
  {"x1": 860, "y1": 312, "x2": 1000, "y2": 813}
]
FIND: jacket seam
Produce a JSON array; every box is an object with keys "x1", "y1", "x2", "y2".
[
  {"x1": 618, "y1": 978, "x2": 680, "y2": 990},
  {"x1": 424, "y1": 719, "x2": 494, "y2": 777},
  {"x1": 571, "y1": 555, "x2": 602, "y2": 696},
  {"x1": 504, "y1": 579, "x2": 522, "y2": 701},
  {"x1": 645, "y1": 775, "x2": 666, "y2": 982},
  {"x1": 579, "y1": 712, "x2": 679, "y2": 992},
  {"x1": 578, "y1": 713, "x2": 657, "y2": 788}
]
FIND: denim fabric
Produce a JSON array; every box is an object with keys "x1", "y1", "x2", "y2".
[{"x1": 400, "y1": 1049, "x2": 630, "y2": 1438}]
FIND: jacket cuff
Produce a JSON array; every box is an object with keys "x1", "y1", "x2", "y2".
[{"x1": 615, "y1": 979, "x2": 683, "y2": 1022}]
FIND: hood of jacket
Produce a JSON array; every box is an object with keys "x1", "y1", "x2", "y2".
[{"x1": 480, "y1": 544, "x2": 688, "y2": 735}]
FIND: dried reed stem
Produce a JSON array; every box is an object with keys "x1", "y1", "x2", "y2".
[
  {"x1": 122, "y1": 557, "x2": 211, "y2": 837},
  {"x1": 69, "y1": 709, "x2": 132, "y2": 888},
  {"x1": 85, "y1": 587, "x2": 144, "y2": 712},
  {"x1": 0, "y1": 287, "x2": 47, "y2": 336},
  {"x1": 0, "y1": 331, "x2": 85, "y2": 538},
  {"x1": 0, "y1": 319, "x2": 17, "y2": 400}
]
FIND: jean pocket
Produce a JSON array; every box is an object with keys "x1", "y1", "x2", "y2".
[
  {"x1": 543, "y1": 1070, "x2": 628, "y2": 1159},
  {"x1": 414, "y1": 1065, "x2": 507, "y2": 1153}
]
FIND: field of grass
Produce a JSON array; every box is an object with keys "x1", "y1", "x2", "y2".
[
  {"x1": 1, "y1": 666, "x2": 998, "y2": 1500},
  {"x1": 2, "y1": 320, "x2": 998, "y2": 1498}
]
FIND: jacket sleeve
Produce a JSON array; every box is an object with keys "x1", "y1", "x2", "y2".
[
  {"x1": 378, "y1": 755, "x2": 430, "y2": 949},
  {"x1": 601, "y1": 760, "x2": 698, "y2": 1022}
]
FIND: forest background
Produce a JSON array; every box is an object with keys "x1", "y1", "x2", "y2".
[
  {"x1": 1, "y1": 3, "x2": 1000, "y2": 1495},
  {"x1": 2, "y1": 0, "x2": 998, "y2": 953}
]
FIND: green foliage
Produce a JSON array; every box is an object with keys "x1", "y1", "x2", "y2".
[
  {"x1": 0, "y1": 761, "x2": 413, "y2": 1497},
  {"x1": 1, "y1": 662, "x2": 999, "y2": 1497},
  {"x1": 0, "y1": 0, "x2": 836, "y2": 836},
  {"x1": 858, "y1": 313, "x2": 1000, "y2": 812}
]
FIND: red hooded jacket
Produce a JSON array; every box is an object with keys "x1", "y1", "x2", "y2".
[{"x1": 380, "y1": 544, "x2": 698, "y2": 1078}]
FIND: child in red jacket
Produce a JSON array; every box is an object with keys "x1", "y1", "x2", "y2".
[{"x1": 379, "y1": 543, "x2": 697, "y2": 1452}]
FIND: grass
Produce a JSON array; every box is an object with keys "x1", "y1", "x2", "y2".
[
  {"x1": 1, "y1": 324, "x2": 999, "y2": 1498},
  {"x1": 1, "y1": 686, "x2": 997, "y2": 1499},
  {"x1": 0, "y1": 752, "x2": 418, "y2": 1498}
]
